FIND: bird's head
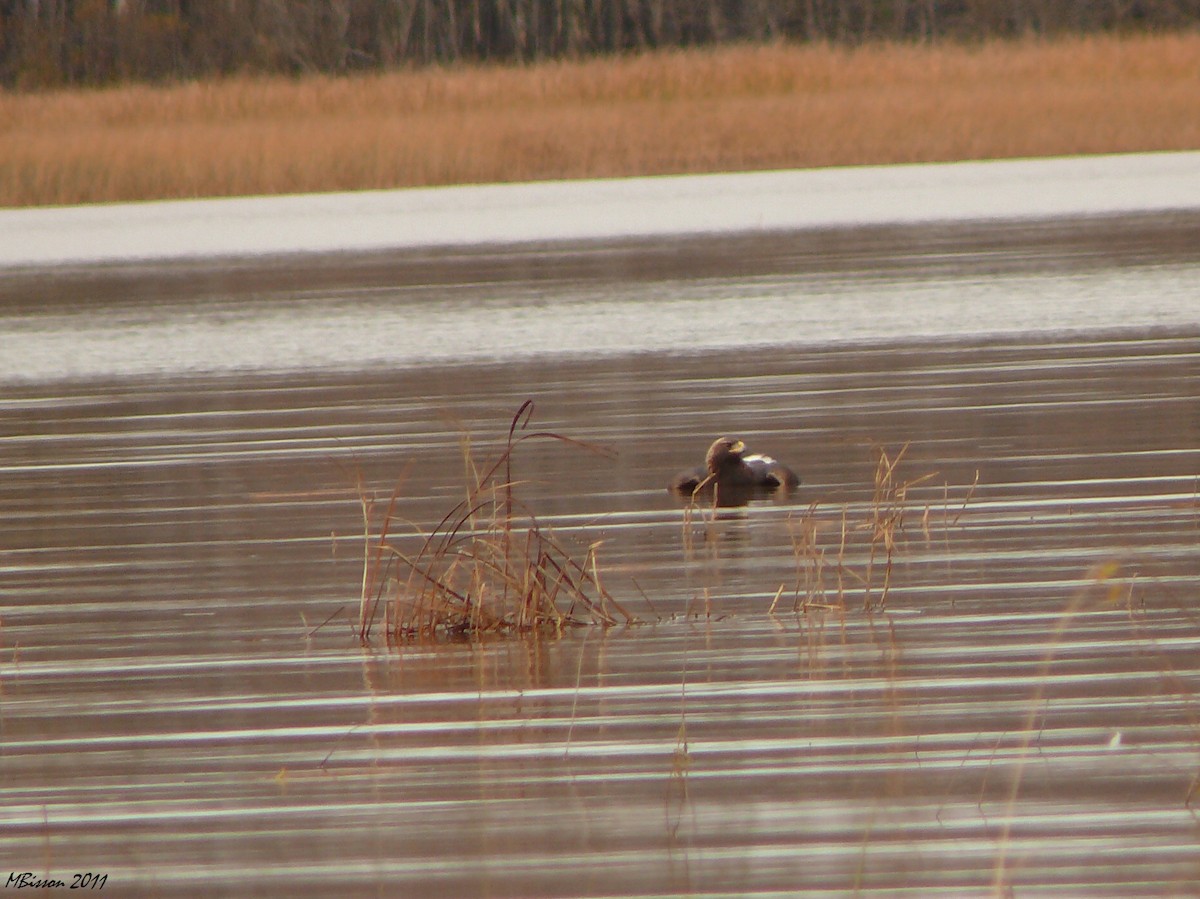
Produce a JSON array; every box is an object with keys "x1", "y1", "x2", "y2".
[{"x1": 706, "y1": 436, "x2": 746, "y2": 473}]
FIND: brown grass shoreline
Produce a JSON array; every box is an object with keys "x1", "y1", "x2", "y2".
[{"x1": 5, "y1": 32, "x2": 1199, "y2": 208}]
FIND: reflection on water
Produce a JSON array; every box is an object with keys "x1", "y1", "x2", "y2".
[
  {"x1": 4, "y1": 214, "x2": 1200, "y2": 384},
  {"x1": 2, "y1": 217, "x2": 1200, "y2": 895},
  {"x1": 7, "y1": 262, "x2": 1200, "y2": 383}
]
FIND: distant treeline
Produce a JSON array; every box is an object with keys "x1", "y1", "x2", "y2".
[{"x1": 4, "y1": 0, "x2": 1199, "y2": 88}]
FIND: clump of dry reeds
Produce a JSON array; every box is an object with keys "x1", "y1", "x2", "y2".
[
  {"x1": 773, "y1": 501, "x2": 850, "y2": 615},
  {"x1": 776, "y1": 443, "x2": 963, "y2": 614},
  {"x1": 5, "y1": 32, "x2": 1199, "y2": 206},
  {"x1": 356, "y1": 401, "x2": 634, "y2": 643}
]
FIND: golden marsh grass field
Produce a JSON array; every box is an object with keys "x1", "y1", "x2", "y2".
[{"x1": 5, "y1": 32, "x2": 1200, "y2": 207}]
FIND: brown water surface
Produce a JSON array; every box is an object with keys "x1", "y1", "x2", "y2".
[{"x1": 2, "y1": 217, "x2": 1200, "y2": 896}]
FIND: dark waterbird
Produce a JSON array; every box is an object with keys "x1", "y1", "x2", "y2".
[{"x1": 670, "y1": 436, "x2": 799, "y2": 501}]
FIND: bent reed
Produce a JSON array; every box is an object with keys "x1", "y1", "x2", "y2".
[{"x1": 5, "y1": 31, "x2": 1200, "y2": 207}]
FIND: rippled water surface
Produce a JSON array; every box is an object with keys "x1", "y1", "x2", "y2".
[{"x1": 3, "y1": 214, "x2": 1200, "y2": 896}]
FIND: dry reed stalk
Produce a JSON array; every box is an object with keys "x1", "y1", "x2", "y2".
[
  {"x1": 987, "y1": 559, "x2": 1149, "y2": 893},
  {"x1": 356, "y1": 464, "x2": 410, "y2": 638},
  {"x1": 784, "y1": 501, "x2": 838, "y2": 613},
  {"x1": 5, "y1": 32, "x2": 1200, "y2": 206},
  {"x1": 357, "y1": 401, "x2": 628, "y2": 643},
  {"x1": 861, "y1": 443, "x2": 939, "y2": 611},
  {"x1": 834, "y1": 506, "x2": 850, "y2": 604},
  {"x1": 679, "y1": 481, "x2": 727, "y2": 569}
]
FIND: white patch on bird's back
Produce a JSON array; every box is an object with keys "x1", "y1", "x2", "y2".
[{"x1": 742, "y1": 455, "x2": 779, "y2": 478}]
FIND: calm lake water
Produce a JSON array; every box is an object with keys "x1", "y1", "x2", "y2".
[{"x1": 3, "y1": 209, "x2": 1200, "y2": 896}]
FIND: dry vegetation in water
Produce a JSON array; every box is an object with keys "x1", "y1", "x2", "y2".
[
  {"x1": 356, "y1": 402, "x2": 635, "y2": 643},
  {"x1": 5, "y1": 31, "x2": 1200, "y2": 206},
  {"x1": 359, "y1": 413, "x2": 959, "y2": 644},
  {"x1": 761, "y1": 444, "x2": 975, "y2": 614},
  {"x1": 677, "y1": 443, "x2": 976, "y2": 616}
]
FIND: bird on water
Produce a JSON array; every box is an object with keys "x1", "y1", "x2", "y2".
[{"x1": 670, "y1": 436, "x2": 799, "y2": 498}]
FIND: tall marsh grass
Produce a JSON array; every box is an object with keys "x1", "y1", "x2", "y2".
[{"x1": 5, "y1": 32, "x2": 1200, "y2": 206}]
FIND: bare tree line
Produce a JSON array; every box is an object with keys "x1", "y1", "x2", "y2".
[{"x1": 2, "y1": 0, "x2": 1198, "y2": 87}]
